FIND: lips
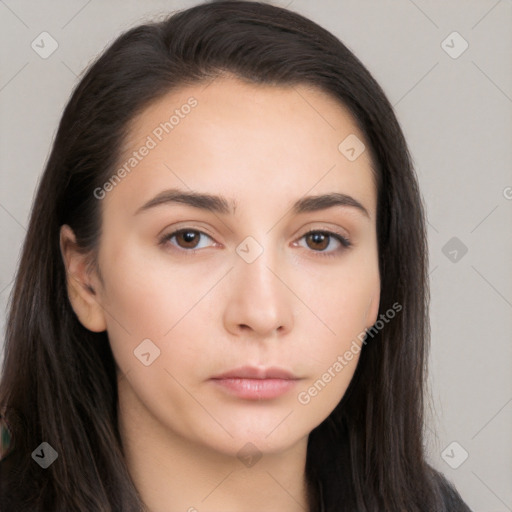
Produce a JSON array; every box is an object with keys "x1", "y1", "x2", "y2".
[
  {"x1": 209, "y1": 366, "x2": 300, "y2": 400},
  {"x1": 211, "y1": 365, "x2": 297, "y2": 380}
]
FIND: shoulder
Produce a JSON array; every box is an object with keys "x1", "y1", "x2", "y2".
[{"x1": 428, "y1": 465, "x2": 473, "y2": 512}]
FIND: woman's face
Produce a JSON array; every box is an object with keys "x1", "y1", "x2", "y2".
[{"x1": 73, "y1": 76, "x2": 380, "y2": 456}]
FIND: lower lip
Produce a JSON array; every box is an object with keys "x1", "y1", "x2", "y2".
[{"x1": 210, "y1": 378, "x2": 298, "y2": 400}]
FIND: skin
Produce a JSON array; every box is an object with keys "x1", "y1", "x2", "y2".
[{"x1": 60, "y1": 75, "x2": 380, "y2": 512}]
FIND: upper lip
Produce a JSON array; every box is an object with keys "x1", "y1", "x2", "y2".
[{"x1": 211, "y1": 365, "x2": 298, "y2": 380}]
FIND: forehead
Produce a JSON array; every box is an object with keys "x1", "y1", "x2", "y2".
[{"x1": 106, "y1": 75, "x2": 377, "y2": 218}]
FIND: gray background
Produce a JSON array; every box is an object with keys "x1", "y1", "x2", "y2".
[{"x1": 1, "y1": 1, "x2": 511, "y2": 510}]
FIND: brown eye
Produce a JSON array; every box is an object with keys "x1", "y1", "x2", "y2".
[
  {"x1": 175, "y1": 229, "x2": 201, "y2": 249},
  {"x1": 305, "y1": 232, "x2": 329, "y2": 251},
  {"x1": 160, "y1": 229, "x2": 215, "y2": 252},
  {"x1": 298, "y1": 230, "x2": 351, "y2": 257}
]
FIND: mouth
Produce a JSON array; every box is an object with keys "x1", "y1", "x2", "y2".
[{"x1": 209, "y1": 365, "x2": 301, "y2": 400}]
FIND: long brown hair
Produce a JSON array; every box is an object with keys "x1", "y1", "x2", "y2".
[{"x1": 0, "y1": 1, "x2": 472, "y2": 510}]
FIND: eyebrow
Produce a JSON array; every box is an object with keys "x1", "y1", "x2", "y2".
[{"x1": 135, "y1": 188, "x2": 370, "y2": 218}]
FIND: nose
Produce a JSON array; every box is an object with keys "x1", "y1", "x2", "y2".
[{"x1": 223, "y1": 241, "x2": 294, "y2": 339}]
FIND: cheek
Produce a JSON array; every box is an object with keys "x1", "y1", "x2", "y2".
[
  {"x1": 96, "y1": 243, "x2": 217, "y2": 372},
  {"x1": 294, "y1": 286, "x2": 369, "y2": 389},
  {"x1": 291, "y1": 256, "x2": 379, "y2": 409},
  {"x1": 295, "y1": 259, "x2": 378, "y2": 356}
]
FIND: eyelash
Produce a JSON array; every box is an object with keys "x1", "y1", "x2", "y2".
[{"x1": 158, "y1": 228, "x2": 352, "y2": 258}]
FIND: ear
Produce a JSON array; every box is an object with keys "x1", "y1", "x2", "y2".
[{"x1": 59, "y1": 224, "x2": 107, "y2": 332}]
